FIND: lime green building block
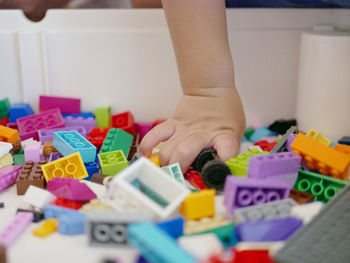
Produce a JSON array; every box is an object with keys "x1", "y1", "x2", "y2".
[
  {"x1": 294, "y1": 169, "x2": 348, "y2": 203},
  {"x1": 94, "y1": 106, "x2": 110, "y2": 128},
  {"x1": 0, "y1": 98, "x2": 10, "y2": 119},
  {"x1": 13, "y1": 149, "x2": 25, "y2": 166},
  {"x1": 225, "y1": 149, "x2": 268, "y2": 176},
  {"x1": 100, "y1": 128, "x2": 133, "y2": 157},
  {"x1": 244, "y1": 127, "x2": 255, "y2": 140},
  {"x1": 98, "y1": 150, "x2": 128, "y2": 176}
]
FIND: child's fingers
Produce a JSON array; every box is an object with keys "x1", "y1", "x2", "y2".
[
  {"x1": 167, "y1": 134, "x2": 210, "y2": 173},
  {"x1": 139, "y1": 121, "x2": 175, "y2": 157},
  {"x1": 212, "y1": 132, "x2": 240, "y2": 162}
]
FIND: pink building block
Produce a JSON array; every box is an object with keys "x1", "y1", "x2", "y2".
[
  {"x1": 16, "y1": 108, "x2": 65, "y2": 140},
  {"x1": 0, "y1": 165, "x2": 22, "y2": 191},
  {"x1": 24, "y1": 141, "x2": 43, "y2": 162},
  {"x1": 0, "y1": 212, "x2": 33, "y2": 247},
  {"x1": 47, "y1": 177, "x2": 97, "y2": 202},
  {"x1": 39, "y1": 95, "x2": 81, "y2": 114},
  {"x1": 6, "y1": 122, "x2": 18, "y2": 130},
  {"x1": 135, "y1": 122, "x2": 153, "y2": 142},
  {"x1": 64, "y1": 116, "x2": 96, "y2": 134}
]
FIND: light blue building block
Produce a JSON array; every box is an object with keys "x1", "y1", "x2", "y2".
[
  {"x1": 128, "y1": 222, "x2": 195, "y2": 263},
  {"x1": 58, "y1": 211, "x2": 86, "y2": 235},
  {"x1": 53, "y1": 130, "x2": 96, "y2": 163},
  {"x1": 249, "y1": 126, "x2": 277, "y2": 143},
  {"x1": 44, "y1": 205, "x2": 77, "y2": 219}
]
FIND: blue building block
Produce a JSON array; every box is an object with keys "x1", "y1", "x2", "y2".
[
  {"x1": 338, "y1": 136, "x2": 350, "y2": 146},
  {"x1": 157, "y1": 217, "x2": 184, "y2": 239},
  {"x1": 58, "y1": 211, "x2": 86, "y2": 235},
  {"x1": 62, "y1": 112, "x2": 94, "y2": 118},
  {"x1": 249, "y1": 126, "x2": 277, "y2": 143},
  {"x1": 53, "y1": 130, "x2": 96, "y2": 163},
  {"x1": 235, "y1": 217, "x2": 302, "y2": 242},
  {"x1": 128, "y1": 222, "x2": 195, "y2": 263},
  {"x1": 84, "y1": 162, "x2": 99, "y2": 181},
  {"x1": 8, "y1": 103, "x2": 34, "y2": 122}
]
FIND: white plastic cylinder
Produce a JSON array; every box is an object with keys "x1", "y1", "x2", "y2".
[{"x1": 296, "y1": 31, "x2": 350, "y2": 141}]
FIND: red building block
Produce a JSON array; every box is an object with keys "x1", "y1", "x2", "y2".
[
  {"x1": 0, "y1": 117, "x2": 9, "y2": 126},
  {"x1": 110, "y1": 111, "x2": 135, "y2": 134},
  {"x1": 51, "y1": 198, "x2": 83, "y2": 210},
  {"x1": 86, "y1": 127, "x2": 111, "y2": 151},
  {"x1": 254, "y1": 140, "x2": 277, "y2": 152},
  {"x1": 184, "y1": 168, "x2": 207, "y2": 190}
]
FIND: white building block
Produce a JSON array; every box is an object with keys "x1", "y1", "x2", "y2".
[
  {"x1": 178, "y1": 233, "x2": 223, "y2": 261},
  {"x1": 0, "y1": 142, "x2": 13, "y2": 159},
  {"x1": 23, "y1": 185, "x2": 56, "y2": 210},
  {"x1": 290, "y1": 201, "x2": 324, "y2": 224}
]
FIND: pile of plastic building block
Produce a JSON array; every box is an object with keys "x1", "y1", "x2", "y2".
[{"x1": 0, "y1": 96, "x2": 350, "y2": 263}]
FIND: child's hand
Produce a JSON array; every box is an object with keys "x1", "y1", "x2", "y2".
[{"x1": 140, "y1": 86, "x2": 245, "y2": 172}]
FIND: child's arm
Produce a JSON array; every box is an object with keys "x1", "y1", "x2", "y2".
[{"x1": 140, "y1": 0, "x2": 246, "y2": 172}]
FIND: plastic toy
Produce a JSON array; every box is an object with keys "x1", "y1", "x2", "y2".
[
  {"x1": 268, "y1": 119, "x2": 297, "y2": 135},
  {"x1": 24, "y1": 141, "x2": 42, "y2": 162},
  {"x1": 0, "y1": 142, "x2": 12, "y2": 159},
  {"x1": 180, "y1": 189, "x2": 215, "y2": 220},
  {"x1": 23, "y1": 185, "x2": 56, "y2": 209},
  {"x1": 39, "y1": 95, "x2": 80, "y2": 114},
  {"x1": 93, "y1": 106, "x2": 110, "y2": 128},
  {"x1": 157, "y1": 217, "x2": 184, "y2": 239},
  {"x1": 184, "y1": 168, "x2": 207, "y2": 190},
  {"x1": 8, "y1": 103, "x2": 34, "y2": 122},
  {"x1": 0, "y1": 165, "x2": 22, "y2": 191},
  {"x1": 42, "y1": 141, "x2": 58, "y2": 157},
  {"x1": 98, "y1": 150, "x2": 128, "y2": 176},
  {"x1": 63, "y1": 116, "x2": 96, "y2": 134},
  {"x1": 338, "y1": 136, "x2": 350, "y2": 146},
  {"x1": 249, "y1": 126, "x2": 277, "y2": 143},
  {"x1": 38, "y1": 126, "x2": 87, "y2": 143},
  {"x1": 184, "y1": 215, "x2": 231, "y2": 235},
  {"x1": 0, "y1": 125, "x2": 20, "y2": 144},
  {"x1": 306, "y1": 128, "x2": 332, "y2": 146},
  {"x1": 161, "y1": 162, "x2": 186, "y2": 186},
  {"x1": 288, "y1": 188, "x2": 314, "y2": 204},
  {"x1": 33, "y1": 218, "x2": 58, "y2": 238},
  {"x1": 110, "y1": 111, "x2": 135, "y2": 134},
  {"x1": 201, "y1": 160, "x2": 231, "y2": 190},
  {"x1": 0, "y1": 98, "x2": 10, "y2": 119},
  {"x1": 16, "y1": 161, "x2": 47, "y2": 195},
  {"x1": 100, "y1": 128, "x2": 133, "y2": 157}
]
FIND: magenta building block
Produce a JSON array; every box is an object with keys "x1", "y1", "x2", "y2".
[
  {"x1": 223, "y1": 176, "x2": 290, "y2": 212},
  {"x1": 235, "y1": 217, "x2": 302, "y2": 242},
  {"x1": 47, "y1": 177, "x2": 96, "y2": 202},
  {"x1": 38, "y1": 126, "x2": 87, "y2": 143},
  {"x1": 135, "y1": 122, "x2": 153, "y2": 141},
  {"x1": 24, "y1": 141, "x2": 42, "y2": 162},
  {"x1": 286, "y1": 134, "x2": 297, "y2": 152},
  {"x1": 0, "y1": 212, "x2": 33, "y2": 247},
  {"x1": 247, "y1": 152, "x2": 301, "y2": 179},
  {"x1": 0, "y1": 165, "x2": 22, "y2": 191},
  {"x1": 64, "y1": 116, "x2": 96, "y2": 134},
  {"x1": 39, "y1": 95, "x2": 81, "y2": 114},
  {"x1": 6, "y1": 122, "x2": 18, "y2": 129},
  {"x1": 16, "y1": 108, "x2": 65, "y2": 140},
  {"x1": 48, "y1": 152, "x2": 63, "y2": 162}
]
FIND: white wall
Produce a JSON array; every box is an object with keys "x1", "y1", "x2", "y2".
[{"x1": 0, "y1": 9, "x2": 349, "y2": 124}]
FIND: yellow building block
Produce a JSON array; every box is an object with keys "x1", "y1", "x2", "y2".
[
  {"x1": 0, "y1": 153, "x2": 13, "y2": 168},
  {"x1": 33, "y1": 218, "x2": 58, "y2": 237},
  {"x1": 185, "y1": 215, "x2": 231, "y2": 235},
  {"x1": 180, "y1": 189, "x2": 216, "y2": 220},
  {"x1": 306, "y1": 129, "x2": 332, "y2": 147},
  {"x1": 41, "y1": 152, "x2": 88, "y2": 181},
  {"x1": 149, "y1": 152, "x2": 160, "y2": 167},
  {"x1": 0, "y1": 125, "x2": 20, "y2": 145}
]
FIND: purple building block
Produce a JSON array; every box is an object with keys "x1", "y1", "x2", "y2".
[
  {"x1": 135, "y1": 122, "x2": 153, "y2": 142},
  {"x1": 39, "y1": 95, "x2": 81, "y2": 114},
  {"x1": 0, "y1": 165, "x2": 22, "y2": 191},
  {"x1": 48, "y1": 152, "x2": 63, "y2": 162},
  {"x1": 16, "y1": 108, "x2": 65, "y2": 140},
  {"x1": 38, "y1": 126, "x2": 87, "y2": 143},
  {"x1": 6, "y1": 122, "x2": 18, "y2": 129},
  {"x1": 0, "y1": 212, "x2": 33, "y2": 247},
  {"x1": 247, "y1": 152, "x2": 301, "y2": 179},
  {"x1": 286, "y1": 134, "x2": 297, "y2": 152},
  {"x1": 24, "y1": 141, "x2": 42, "y2": 162},
  {"x1": 223, "y1": 177, "x2": 290, "y2": 212},
  {"x1": 47, "y1": 177, "x2": 97, "y2": 202},
  {"x1": 64, "y1": 116, "x2": 96, "y2": 134},
  {"x1": 235, "y1": 217, "x2": 302, "y2": 242}
]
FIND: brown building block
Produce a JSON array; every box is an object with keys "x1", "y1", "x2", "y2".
[
  {"x1": 0, "y1": 245, "x2": 6, "y2": 263},
  {"x1": 289, "y1": 189, "x2": 315, "y2": 204},
  {"x1": 16, "y1": 160, "x2": 47, "y2": 195},
  {"x1": 128, "y1": 133, "x2": 139, "y2": 161},
  {"x1": 91, "y1": 173, "x2": 112, "y2": 186},
  {"x1": 9, "y1": 141, "x2": 22, "y2": 155},
  {"x1": 43, "y1": 141, "x2": 58, "y2": 157}
]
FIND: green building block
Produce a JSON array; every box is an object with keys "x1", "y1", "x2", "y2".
[
  {"x1": 244, "y1": 127, "x2": 255, "y2": 140},
  {"x1": 94, "y1": 106, "x2": 110, "y2": 128},
  {"x1": 100, "y1": 128, "x2": 133, "y2": 157},
  {"x1": 0, "y1": 98, "x2": 10, "y2": 119},
  {"x1": 294, "y1": 169, "x2": 348, "y2": 203},
  {"x1": 13, "y1": 149, "x2": 24, "y2": 166},
  {"x1": 98, "y1": 150, "x2": 128, "y2": 176},
  {"x1": 225, "y1": 149, "x2": 268, "y2": 176}
]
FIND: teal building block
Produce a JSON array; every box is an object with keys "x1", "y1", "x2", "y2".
[
  {"x1": 250, "y1": 126, "x2": 277, "y2": 143},
  {"x1": 128, "y1": 222, "x2": 195, "y2": 263},
  {"x1": 13, "y1": 149, "x2": 25, "y2": 166},
  {"x1": 94, "y1": 106, "x2": 110, "y2": 128},
  {"x1": 100, "y1": 128, "x2": 133, "y2": 157},
  {"x1": 98, "y1": 150, "x2": 128, "y2": 176},
  {"x1": 244, "y1": 127, "x2": 255, "y2": 140},
  {"x1": 53, "y1": 131, "x2": 96, "y2": 163},
  {"x1": 294, "y1": 169, "x2": 348, "y2": 203},
  {"x1": 0, "y1": 98, "x2": 10, "y2": 119}
]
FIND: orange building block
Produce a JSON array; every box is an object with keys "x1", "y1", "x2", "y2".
[
  {"x1": 0, "y1": 125, "x2": 20, "y2": 145},
  {"x1": 334, "y1": 144, "x2": 350, "y2": 156},
  {"x1": 180, "y1": 189, "x2": 216, "y2": 220},
  {"x1": 291, "y1": 133, "x2": 350, "y2": 180},
  {"x1": 41, "y1": 152, "x2": 88, "y2": 181}
]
